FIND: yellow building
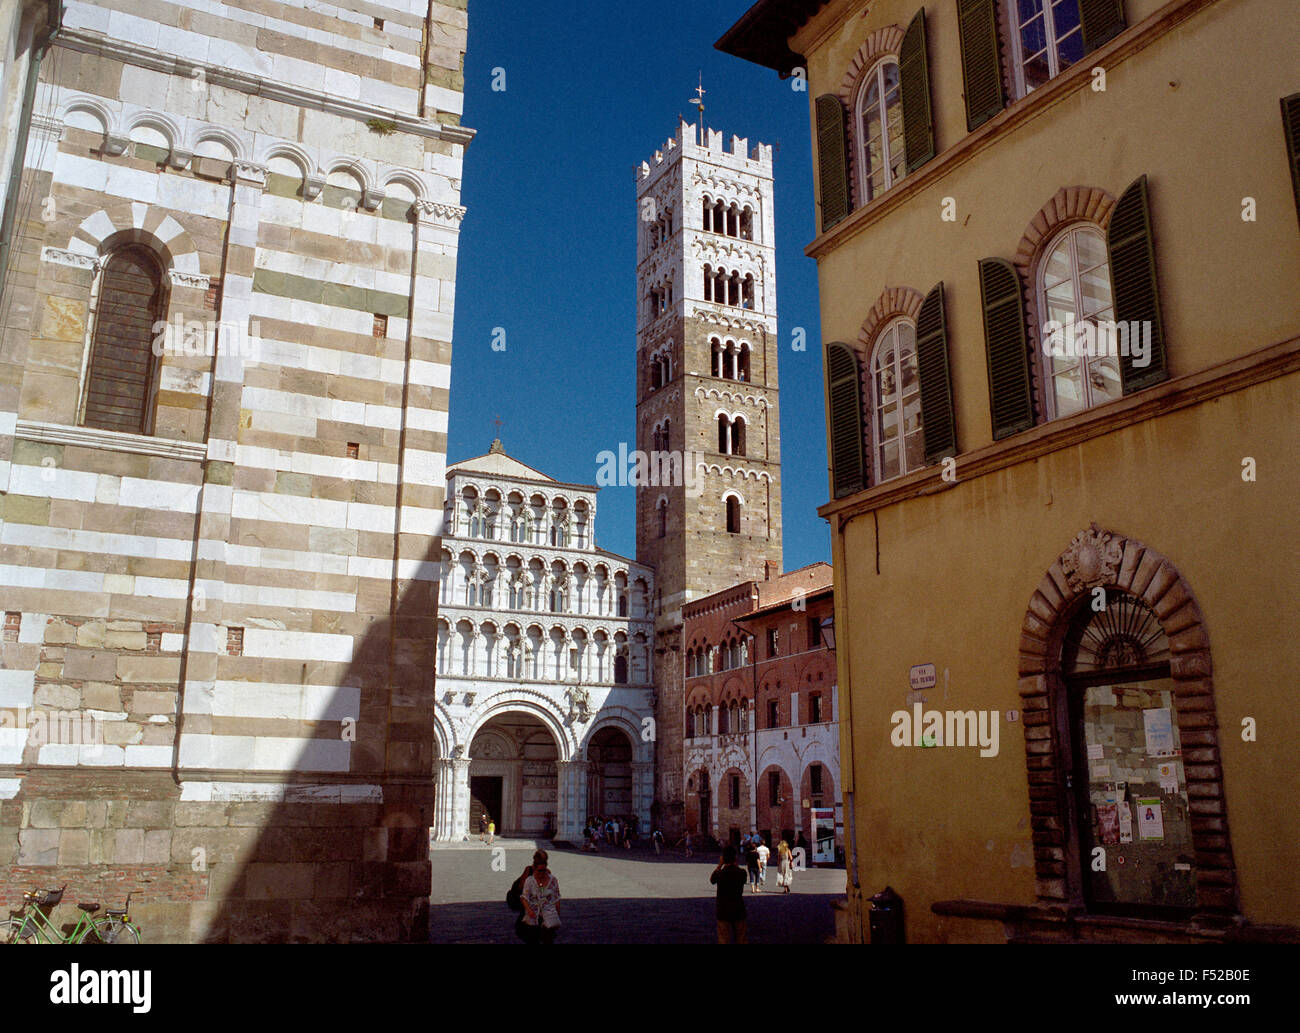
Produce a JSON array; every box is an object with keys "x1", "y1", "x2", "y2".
[{"x1": 719, "y1": 0, "x2": 1300, "y2": 942}]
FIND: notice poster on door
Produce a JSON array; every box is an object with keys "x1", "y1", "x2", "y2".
[
  {"x1": 1158, "y1": 762, "x2": 1179, "y2": 792},
  {"x1": 1118, "y1": 800, "x2": 1134, "y2": 843},
  {"x1": 811, "y1": 807, "x2": 836, "y2": 863},
  {"x1": 1137, "y1": 799, "x2": 1164, "y2": 841},
  {"x1": 1143, "y1": 708, "x2": 1175, "y2": 757},
  {"x1": 1097, "y1": 804, "x2": 1120, "y2": 845}
]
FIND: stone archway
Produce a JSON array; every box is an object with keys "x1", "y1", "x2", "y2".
[
  {"x1": 466, "y1": 712, "x2": 562, "y2": 838},
  {"x1": 1018, "y1": 524, "x2": 1237, "y2": 914},
  {"x1": 586, "y1": 725, "x2": 633, "y2": 822}
]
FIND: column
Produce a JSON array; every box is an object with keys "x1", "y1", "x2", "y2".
[
  {"x1": 433, "y1": 757, "x2": 470, "y2": 840},
  {"x1": 557, "y1": 760, "x2": 588, "y2": 841},
  {"x1": 632, "y1": 761, "x2": 653, "y2": 835}
]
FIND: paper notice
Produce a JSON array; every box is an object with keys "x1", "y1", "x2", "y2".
[
  {"x1": 1144, "y1": 708, "x2": 1175, "y2": 757},
  {"x1": 1137, "y1": 799, "x2": 1164, "y2": 841},
  {"x1": 1086, "y1": 743, "x2": 1104, "y2": 760},
  {"x1": 1097, "y1": 805, "x2": 1120, "y2": 845},
  {"x1": 1158, "y1": 762, "x2": 1179, "y2": 792},
  {"x1": 1093, "y1": 763, "x2": 1110, "y2": 778},
  {"x1": 1118, "y1": 800, "x2": 1134, "y2": 843}
]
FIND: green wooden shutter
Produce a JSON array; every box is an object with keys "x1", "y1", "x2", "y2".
[
  {"x1": 1080, "y1": 0, "x2": 1126, "y2": 53},
  {"x1": 1107, "y1": 175, "x2": 1167, "y2": 393},
  {"x1": 979, "y1": 258, "x2": 1034, "y2": 439},
  {"x1": 957, "y1": 0, "x2": 1005, "y2": 132},
  {"x1": 816, "y1": 94, "x2": 851, "y2": 232},
  {"x1": 1282, "y1": 93, "x2": 1300, "y2": 232},
  {"x1": 915, "y1": 282, "x2": 956, "y2": 462},
  {"x1": 826, "y1": 342, "x2": 865, "y2": 497},
  {"x1": 900, "y1": 8, "x2": 935, "y2": 174}
]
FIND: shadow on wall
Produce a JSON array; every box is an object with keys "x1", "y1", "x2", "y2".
[{"x1": 193, "y1": 561, "x2": 440, "y2": 944}]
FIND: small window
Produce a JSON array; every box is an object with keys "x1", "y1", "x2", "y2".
[
  {"x1": 614, "y1": 655, "x2": 628, "y2": 684},
  {"x1": 725, "y1": 497, "x2": 741, "y2": 534},
  {"x1": 767, "y1": 627, "x2": 778, "y2": 658},
  {"x1": 810, "y1": 694, "x2": 822, "y2": 724},
  {"x1": 730, "y1": 775, "x2": 740, "y2": 809},
  {"x1": 1011, "y1": 0, "x2": 1085, "y2": 96},
  {"x1": 768, "y1": 699, "x2": 779, "y2": 729},
  {"x1": 768, "y1": 771, "x2": 780, "y2": 804},
  {"x1": 373, "y1": 313, "x2": 388, "y2": 338},
  {"x1": 807, "y1": 616, "x2": 821, "y2": 649}
]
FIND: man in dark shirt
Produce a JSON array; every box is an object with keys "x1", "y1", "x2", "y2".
[{"x1": 710, "y1": 845, "x2": 749, "y2": 943}]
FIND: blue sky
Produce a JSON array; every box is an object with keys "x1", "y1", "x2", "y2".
[{"x1": 447, "y1": 1, "x2": 830, "y2": 571}]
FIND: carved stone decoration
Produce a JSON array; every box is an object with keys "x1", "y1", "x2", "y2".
[
  {"x1": 303, "y1": 173, "x2": 325, "y2": 200},
  {"x1": 40, "y1": 247, "x2": 99, "y2": 272},
  {"x1": 566, "y1": 685, "x2": 591, "y2": 724},
  {"x1": 451, "y1": 744, "x2": 465, "y2": 758},
  {"x1": 1061, "y1": 523, "x2": 1125, "y2": 592},
  {"x1": 413, "y1": 199, "x2": 467, "y2": 227},
  {"x1": 168, "y1": 269, "x2": 211, "y2": 289}
]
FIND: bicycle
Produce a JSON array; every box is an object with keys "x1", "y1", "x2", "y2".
[{"x1": 1, "y1": 887, "x2": 141, "y2": 944}]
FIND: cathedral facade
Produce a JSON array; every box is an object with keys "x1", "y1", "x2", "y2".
[{"x1": 430, "y1": 442, "x2": 655, "y2": 842}]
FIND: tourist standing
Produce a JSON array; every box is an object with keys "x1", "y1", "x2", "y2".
[
  {"x1": 521, "y1": 849, "x2": 561, "y2": 944},
  {"x1": 744, "y1": 837, "x2": 762, "y2": 892},
  {"x1": 711, "y1": 845, "x2": 748, "y2": 943},
  {"x1": 487, "y1": 818, "x2": 495, "y2": 845},
  {"x1": 652, "y1": 828, "x2": 663, "y2": 855},
  {"x1": 777, "y1": 839, "x2": 793, "y2": 893}
]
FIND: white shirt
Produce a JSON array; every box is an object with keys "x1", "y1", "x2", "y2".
[{"x1": 757, "y1": 845, "x2": 770, "y2": 864}]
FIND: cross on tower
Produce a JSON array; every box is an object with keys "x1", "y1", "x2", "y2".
[{"x1": 689, "y1": 73, "x2": 705, "y2": 118}]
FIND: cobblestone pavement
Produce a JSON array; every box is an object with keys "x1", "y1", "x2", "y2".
[{"x1": 429, "y1": 839, "x2": 845, "y2": 944}]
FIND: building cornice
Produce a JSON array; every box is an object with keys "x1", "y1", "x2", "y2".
[
  {"x1": 54, "y1": 28, "x2": 476, "y2": 146},
  {"x1": 803, "y1": 0, "x2": 1223, "y2": 260},
  {"x1": 817, "y1": 335, "x2": 1300, "y2": 527}
]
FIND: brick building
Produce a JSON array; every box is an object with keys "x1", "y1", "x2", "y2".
[
  {"x1": 0, "y1": 0, "x2": 472, "y2": 942},
  {"x1": 682, "y1": 561, "x2": 840, "y2": 852}
]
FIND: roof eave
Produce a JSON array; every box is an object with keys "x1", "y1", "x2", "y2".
[{"x1": 714, "y1": 0, "x2": 828, "y2": 75}]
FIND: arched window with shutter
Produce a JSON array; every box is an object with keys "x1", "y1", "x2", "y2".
[
  {"x1": 870, "y1": 319, "x2": 925, "y2": 482},
  {"x1": 899, "y1": 8, "x2": 935, "y2": 174},
  {"x1": 826, "y1": 341, "x2": 865, "y2": 497},
  {"x1": 957, "y1": 0, "x2": 1006, "y2": 131},
  {"x1": 915, "y1": 282, "x2": 956, "y2": 462},
  {"x1": 82, "y1": 245, "x2": 166, "y2": 435},
  {"x1": 854, "y1": 57, "x2": 905, "y2": 202},
  {"x1": 1107, "y1": 175, "x2": 1167, "y2": 393}
]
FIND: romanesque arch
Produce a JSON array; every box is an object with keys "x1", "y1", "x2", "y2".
[{"x1": 1018, "y1": 524, "x2": 1236, "y2": 914}]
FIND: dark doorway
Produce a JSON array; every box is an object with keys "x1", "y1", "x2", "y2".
[{"x1": 469, "y1": 777, "x2": 502, "y2": 833}]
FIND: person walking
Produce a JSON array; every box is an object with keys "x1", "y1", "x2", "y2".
[
  {"x1": 478, "y1": 813, "x2": 487, "y2": 843},
  {"x1": 652, "y1": 828, "x2": 663, "y2": 855},
  {"x1": 507, "y1": 862, "x2": 537, "y2": 943},
  {"x1": 521, "y1": 848, "x2": 561, "y2": 944},
  {"x1": 756, "y1": 839, "x2": 770, "y2": 886},
  {"x1": 776, "y1": 839, "x2": 793, "y2": 893},
  {"x1": 683, "y1": 830, "x2": 694, "y2": 858},
  {"x1": 711, "y1": 845, "x2": 748, "y2": 943},
  {"x1": 487, "y1": 818, "x2": 495, "y2": 846},
  {"x1": 744, "y1": 836, "x2": 762, "y2": 892}
]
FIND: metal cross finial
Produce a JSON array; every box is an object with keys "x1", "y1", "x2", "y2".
[
  {"x1": 493, "y1": 415, "x2": 502, "y2": 433},
  {"x1": 689, "y1": 73, "x2": 705, "y2": 117}
]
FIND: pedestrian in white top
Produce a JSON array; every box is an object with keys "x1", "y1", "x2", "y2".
[
  {"x1": 521, "y1": 848, "x2": 561, "y2": 944},
  {"x1": 757, "y1": 841, "x2": 770, "y2": 885}
]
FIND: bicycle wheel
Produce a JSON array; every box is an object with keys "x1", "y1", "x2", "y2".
[
  {"x1": 0, "y1": 918, "x2": 41, "y2": 944},
  {"x1": 86, "y1": 917, "x2": 141, "y2": 944}
]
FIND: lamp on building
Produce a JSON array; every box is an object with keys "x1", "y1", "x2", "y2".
[{"x1": 819, "y1": 616, "x2": 835, "y2": 651}]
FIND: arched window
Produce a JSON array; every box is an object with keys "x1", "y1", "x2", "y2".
[
  {"x1": 718, "y1": 703, "x2": 730, "y2": 734},
  {"x1": 732, "y1": 416, "x2": 747, "y2": 457},
  {"x1": 657, "y1": 498, "x2": 668, "y2": 539},
  {"x1": 618, "y1": 593, "x2": 629, "y2": 618},
  {"x1": 725, "y1": 496, "x2": 741, "y2": 534},
  {"x1": 854, "y1": 58, "x2": 904, "y2": 203},
  {"x1": 1011, "y1": 0, "x2": 1085, "y2": 97},
  {"x1": 717, "y1": 414, "x2": 730, "y2": 454},
  {"x1": 1038, "y1": 224, "x2": 1120, "y2": 418},
  {"x1": 737, "y1": 345, "x2": 751, "y2": 382},
  {"x1": 83, "y1": 245, "x2": 166, "y2": 434},
  {"x1": 614, "y1": 654, "x2": 628, "y2": 685},
  {"x1": 870, "y1": 318, "x2": 923, "y2": 482}
]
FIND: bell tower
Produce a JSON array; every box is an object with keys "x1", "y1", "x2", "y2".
[{"x1": 635, "y1": 119, "x2": 783, "y2": 833}]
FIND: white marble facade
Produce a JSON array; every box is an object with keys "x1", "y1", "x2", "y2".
[{"x1": 431, "y1": 442, "x2": 655, "y2": 841}]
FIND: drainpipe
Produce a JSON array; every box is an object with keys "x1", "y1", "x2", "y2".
[
  {"x1": 0, "y1": 0, "x2": 61, "y2": 305},
  {"x1": 831, "y1": 533, "x2": 864, "y2": 941}
]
